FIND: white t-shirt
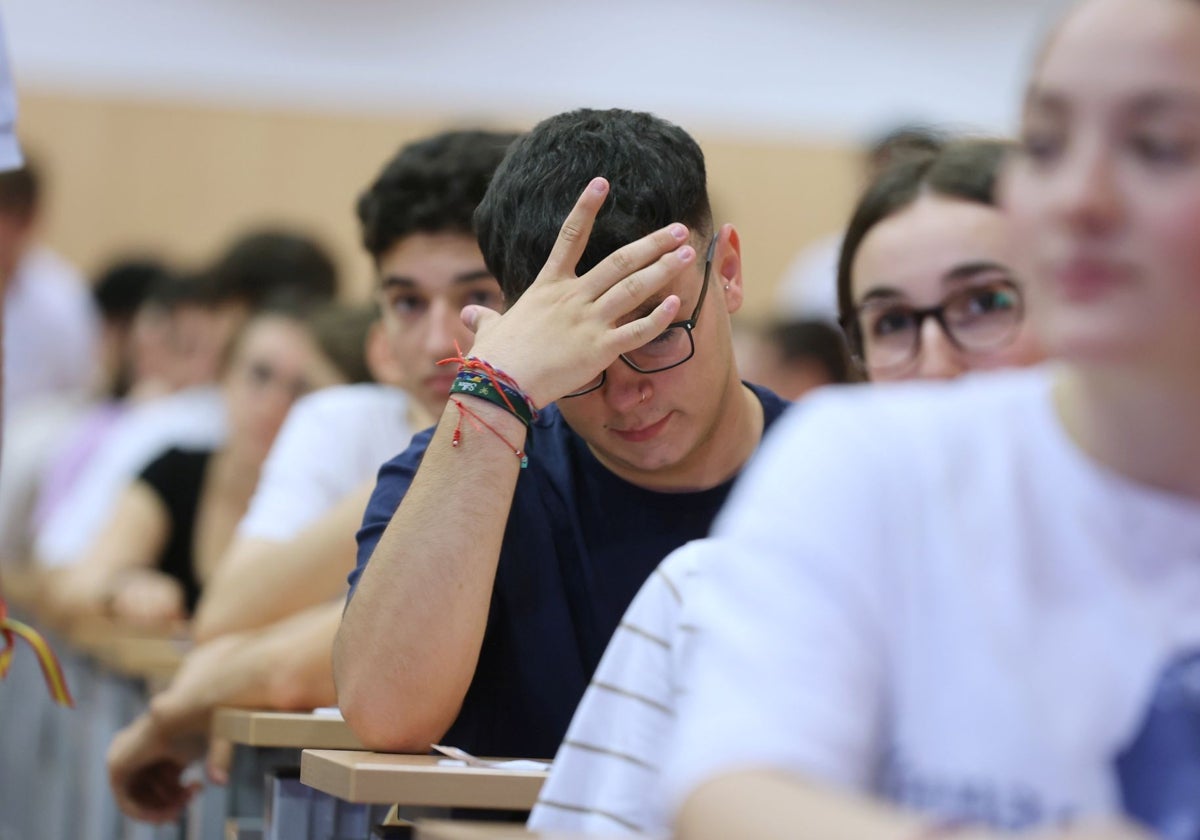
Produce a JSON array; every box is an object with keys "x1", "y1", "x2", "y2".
[
  {"x1": 0, "y1": 394, "x2": 88, "y2": 566},
  {"x1": 664, "y1": 367, "x2": 1200, "y2": 832},
  {"x1": 236, "y1": 383, "x2": 414, "y2": 542},
  {"x1": 0, "y1": 11, "x2": 19, "y2": 171},
  {"x1": 528, "y1": 542, "x2": 708, "y2": 838},
  {"x1": 4, "y1": 247, "x2": 99, "y2": 416},
  {"x1": 33, "y1": 386, "x2": 226, "y2": 568}
]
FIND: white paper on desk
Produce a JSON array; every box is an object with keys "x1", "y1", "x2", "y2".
[
  {"x1": 437, "y1": 758, "x2": 551, "y2": 772},
  {"x1": 311, "y1": 706, "x2": 344, "y2": 718}
]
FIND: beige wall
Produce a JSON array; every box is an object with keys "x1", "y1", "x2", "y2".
[{"x1": 19, "y1": 91, "x2": 861, "y2": 318}]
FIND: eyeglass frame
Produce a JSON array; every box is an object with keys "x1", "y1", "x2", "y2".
[
  {"x1": 839, "y1": 277, "x2": 1027, "y2": 375},
  {"x1": 562, "y1": 233, "x2": 719, "y2": 398}
]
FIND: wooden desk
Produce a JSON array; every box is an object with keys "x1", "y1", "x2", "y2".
[
  {"x1": 100, "y1": 634, "x2": 186, "y2": 679},
  {"x1": 416, "y1": 821, "x2": 596, "y2": 839},
  {"x1": 301, "y1": 750, "x2": 548, "y2": 810},
  {"x1": 213, "y1": 708, "x2": 365, "y2": 750}
]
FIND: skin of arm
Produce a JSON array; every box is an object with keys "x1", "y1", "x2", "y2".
[
  {"x1": 191, "y1": 481, "x2": 373, "y2": 642},
  {"x1": 334, "y1": 179, "x2": 691, "y2": 753},
  {"x1": 675, "y1": 771, "x2": 1153, "y2": 840},
  {"x1": 39, "y1": 480, "x2": 171, "y2": 627},
  {"x1": 107, "y1": 601, "x2": 342, "y2": 822}
]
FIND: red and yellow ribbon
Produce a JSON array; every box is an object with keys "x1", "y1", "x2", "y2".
[{"x1": 0, "y1": 597, "x2": 73, "y2": 707}]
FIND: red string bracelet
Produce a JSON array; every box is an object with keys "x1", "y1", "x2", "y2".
[
  {"x1": 449, "y1": 397, "x2": 529, "y2": 469},
  {"x1": 438, "y1": 344, "x2": 538, "y2": 424}
]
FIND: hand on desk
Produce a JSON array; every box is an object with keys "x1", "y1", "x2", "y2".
[
  {"x1": 106, "y1": 711, "x2": 204, "y2": 823},
  {"x1": 105, "y1": 568, "x2": 187, "y2": 629}
]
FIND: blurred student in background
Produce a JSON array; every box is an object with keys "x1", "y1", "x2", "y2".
[
  {"x1": 0, "y1": 159, "x2": 99, "y2": 417},
  {"x1": 45, "y1": 302, "x2": 358, "y2": 628},
  {"x1": 31, "y1": 229, "x2": 338, "y2": 575},
  {"x1": 106, "y1": 128, "x2": 517, "y2": 824}
]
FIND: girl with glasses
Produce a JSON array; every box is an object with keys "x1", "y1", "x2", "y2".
[{"x1": 838, "y1": 139, "x2": 1044, "y2": 381}]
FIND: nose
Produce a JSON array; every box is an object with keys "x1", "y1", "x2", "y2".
[
  {"x1": 913, "y1": 319, "x2": 966, "y2": 381},
  {"x1": 1049, "y1": 136, "x2": 1123, "y2": 237},
  {"x1": 425, "y1": 297, "x2": 465, "y2": 357},
  {"x1": 601, "y1": 361, "x2": 653, "y2": 414}
]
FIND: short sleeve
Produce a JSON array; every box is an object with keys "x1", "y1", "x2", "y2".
[
  {"x1": 239, "y1": 392, "x2": 353, "y2": 541},
  {"x1": 136, "y1": 448, "x2": 186, "y2": 501},
  {"x1": 529, "y1": 543, "x2": 708, "y2": 836},
  {"x1": 346, "y1": 426, "x2": 435, "y2": 598},
  {"x1": 661, "y1": 392, "x2": 896, "y2": 815}
]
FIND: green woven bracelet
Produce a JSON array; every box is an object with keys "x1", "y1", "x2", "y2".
[{"x1": 449, "y1": 373, "x2": 533, "y2": 427}]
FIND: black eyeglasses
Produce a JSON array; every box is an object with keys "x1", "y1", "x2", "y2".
[
  {"x1": 563, "y1": 235, "x2": 718, "y2": 398},
  {"x1": 842, "y1": 277, "x2": 1026, "y2": 375}
]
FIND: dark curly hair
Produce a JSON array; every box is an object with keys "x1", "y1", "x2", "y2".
[
  {"x1": 357, "y1": 129, "x2": 520, "y2": 262},
  {"x1": 206, "y1": 229, "x2": 339, "y2": 308},
  {"x1": 474, "y1": 108, "x2": 712, "y2": 303}
]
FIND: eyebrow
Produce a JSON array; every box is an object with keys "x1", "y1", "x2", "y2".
[
  {"x1": 1025, "y1": 88, "x2": 1200, "y2": 118},
  {"x1": 380, "y1": 268, "x2": 494, "y2": 290},
  {"x1": 858, "y1": 261, "x2": 1012, "y2": 305}
]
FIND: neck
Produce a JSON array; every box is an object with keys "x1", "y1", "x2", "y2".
[
  {"x1": 211, "y1": 442, "x2": 265, "y2": 500},
  {"x1": 1055, "y1": 360, "x2": 1200, "y2": 500}
]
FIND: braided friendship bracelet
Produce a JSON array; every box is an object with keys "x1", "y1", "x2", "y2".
[{"x1": 438, "y1": 350, "x2": 539, "y2": 428}]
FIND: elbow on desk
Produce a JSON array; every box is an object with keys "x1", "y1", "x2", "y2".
[
  {"x1": 335, "y1": 659, "x2": 454, "y2": 753},
  {"x1": 338, "y1": 689, "x2": 450, "y2": 754}
]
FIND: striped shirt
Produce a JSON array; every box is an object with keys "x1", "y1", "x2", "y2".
[{"x1": 527, "y1": 541, "x2": 710, "y2": 837}]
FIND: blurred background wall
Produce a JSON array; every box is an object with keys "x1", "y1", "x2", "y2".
[{"x1": 1, "y1": 0, "x2": 1066, "y2": 316}]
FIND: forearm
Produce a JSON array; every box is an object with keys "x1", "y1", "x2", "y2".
[
  {"x1": 676, "y1": 771, "x2": 936, "y2": 840},
  {"x1": 334, "y1": 401, "x2": 524, "y2": 751},
  {"x1": 151, "y1": 602, "x2": 343, "y2": 736},
  {"x1": 193, "y1": 487, "x2": 370, "y2": 641}
]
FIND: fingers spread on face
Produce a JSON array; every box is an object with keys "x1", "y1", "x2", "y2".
[
  {"x1": 610, "y1": 295, "x2": 683, "y2": 353},
  {"x1": 543, "y1": 177, "x2": 609, "y2": 277},
  {"x1": 582, "y1": 223, "x2": 692, "y2": 299},
  {"x1": 594, "y1": 241, "x2": 695, "y2": 323}
]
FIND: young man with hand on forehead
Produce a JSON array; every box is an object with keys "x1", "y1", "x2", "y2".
[{"x1": 335, "y1": 108, "x2": 788, "y2": 760}]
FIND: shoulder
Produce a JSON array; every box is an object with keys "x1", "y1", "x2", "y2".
[{"x1": 764, "y1": 365, "x2": 1053, "y2": 463}]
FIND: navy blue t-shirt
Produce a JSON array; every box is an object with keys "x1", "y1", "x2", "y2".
[{"x1": 349, "y1": 383, "x2": 787, "y2": 759}]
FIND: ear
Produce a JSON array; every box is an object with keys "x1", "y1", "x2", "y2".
[
  {"x1": 714, "y1": 223, "x2": 744, "y2": 315},
  {"x1": 364, "y1": 320, "x2": 405, "y2": 386}
]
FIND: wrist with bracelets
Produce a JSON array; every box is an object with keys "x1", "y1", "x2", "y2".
[{"x1": 445, "y1": 357, "x2": 539, "y2": 428}]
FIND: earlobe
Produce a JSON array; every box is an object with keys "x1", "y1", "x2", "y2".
[{"x1": 718, "y1": 224, "x2": 744, "y2": 314}]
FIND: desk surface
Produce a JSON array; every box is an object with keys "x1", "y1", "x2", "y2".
[
  {"x1": 212, "y1": 708, "x2": 365, "y2": 750},
  {"x1": 301, "y1": 750, "x2": 548, "y2": 809},
  {"x1": 416, "y1": 821, "x2": 602, "y2": 840}
]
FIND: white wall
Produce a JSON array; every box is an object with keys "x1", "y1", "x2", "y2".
[{"x1": 1, "y1": 0, "x2": 1068, "y2": 141}]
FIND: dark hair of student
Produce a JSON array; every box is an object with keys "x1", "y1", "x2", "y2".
[
  {"x1": 763, "y1": 319, "x2": 855, "y2": 386},
  {"x1": 93, "y1": 259, "x2": 174, "y2": 327},
  {"x1": 474, "y1": 108, "x2": 713, "y2": 304},
  {"x1": 205, "y1": 229, "x2": 339, "y2": 309},
  {"x1": 357, "y1": 129, "x2": 521, "y2": 263},
  {"x1": 0, "y1": 159, "x2": 39, "y2": 221},
  {"x1": 836, "y1": 139, "x2": 1014, "y2": 359},
  {"x1": 305, "y1": 303, "x2": 379, "y2": 385}
]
